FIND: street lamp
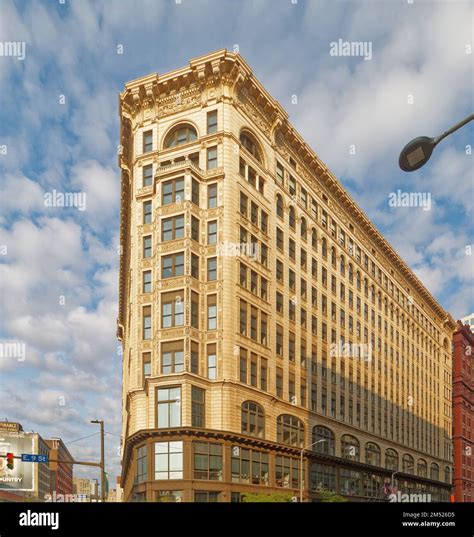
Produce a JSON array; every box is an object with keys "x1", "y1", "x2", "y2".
[
  {"x1": 299, "y1": 439, "x2": 328, "y2": 502},
  {"x1": 399, "y1": 113, "x2": 473, "y2": 172},
  {"x1": 91, "y1": 420, "x2": 105, "y2": 502},
  {"x1": 390, "y1": 465, "x2": 415, "y2": 498}
]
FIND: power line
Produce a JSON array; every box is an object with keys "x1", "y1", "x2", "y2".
[{"x1": 65, "y1": 432, "x2": 100, "y2": 445}]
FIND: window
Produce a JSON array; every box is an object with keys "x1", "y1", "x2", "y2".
[
  {"x1": 288, "y1": 175, "x2": 296, "y2": 196},
  {"x1": 143, "y1": 352, "x2": 151, "y2": 378},
  {"x1": 261, "y1": 211, "x2": 268, "y2": 233},
  {"x1": 207, "y1": 110, "x2": 217, "y2": 134},
  {"x1": 207, "y1": 146, "x2": 217, "y2": 169},
  {"x1": 402, "y1": 454, "x2": 414, "y2": 474},
  {"x1": 161, "y1": 342, "x2": 184, "y2": 374},
  {"x1": 191, "y1": 216, "x2": 200, "y2": 242},
  {"x1": 276, "y1": 325, "x2": 283, "y2": 356},
  {"x1": 365, "y1": 443, "x2": 381, "y2": 466},
  {"x1": 135, "y1": 445, "x2": 147, "y2": 484},
  {"x1": 164, "y1": 124, "x2": 197, "y2": 148},
  {"x1": 157, "y1": 386, "x2": 181, "y2": 427},
  {"x1": 311, "y1": 463, "x2": 336, "y2": 492},
  {"x1": 161, "y1": 292, "x2": 184, "y2": 328},
  {"x1": 207, "y1": 221, "x2": 217, "y2": 245},
  {"x1": 207, "y1": 344, "x2": 217, "y2": 379},
  {"x1": 240, "y1": 192, "x2": 248, "y2": 217},
  {"x1": 191, "y1": 253, "x2": 199, "y2": 279},
  {"x1": 260, "y1": 358, "x2": 267, "y2": 391},
  {"x1": 143, "y1": 164, "x2": 153, "y2": 187},
  {"x1": 385, "y1": 449, "x2": 398, "y2": 471},
  {"x1": 143, "y1": 236, "x2": 152, "y2": 258},
  {"x1": 250, "y1": 201, "x2": 258, "y2": 225},
  {"x1": 261, "y1": 278, "x2": 268, "y2": 300},
  {"x1": 275, "y1": 456, "x2": 301, "y2": 488},
  {"x1": 162, "y1": 215, "x2": 184, "y2": 241},
  {"x1": 277, "y1": 415, "x2": 304, "y2": 447},
  {"x1": 193, "y1": 442, "x2": 222, "y2": 480},
  {"x1": 276, "y1": 195, "x2": 284, "y2": 219},
  {"x1": 143, "y1": 201, "x2": 152, "y2": 224},
  {"x1": 241, "y1": 401, "x2": 265, "y2": 438},
  {"x1": 341, "y1": 435, "x2": 360, "y2": 461},
  {"x1": 191, "y1": 292, "x2": 199, "y2": 329},
  {"x1": 276, "y1": 368, "x2": 283, "y2": 398},
  {"x1": 207, "y1": 184, "x2": 217, "y2": 208},
  {"x1": 143, "y1": 130, "x2": 152, "y2": 153},
  {"x1": 194, "y1": 491, "x2": 221, "y2": 502},
  {"x1": 190, "y1": 177, "x2": 200, "y2": 205},
  {"x1": 289, "y1": 206, "x2": 295, "y2": 229},
  {"x1": 312, "y1": 426, "x2": 335, "y2": 455},
  {"x1": 143, "y1": 306, "x2": 151, "y2": 340},
  {"x1": 417, "y1": 459, "x2": 427, "y2": 478},
  {"x1": 240, "y1": 131, "x2": 262, "y2": 162},
  {"x1": 143, "y1": 271, "x2": 152, "y2": 293},
  {"x1": 232, "y1": 447, "x2": 269, "y2": 485},
  {"x1": 430, "y1": 463, "x2": 439, "y2": 481},
  {"x1": 207, "y1": 294, "x2": 217, "y2": 330},
  {"x1": 276, "y1": 291, "x2": 283, "y2": 313},
  {"x1": 162, "y1": 177, "x2": 184, "y2": 205},
  {"x1": 161, "y1": 253, "x2": 184, "y2": 278},
  {"x1": 192, "y1": 386, "x2": 205, "y2": 427},
  {"x1": 191, "y1": 341, "x2": 199, "y2": 375},
  {"x1": 154, "y1": 441, "x2": 183, "y2": 480},
  {"x1": 207, "y1": 257, "x2": 217, "y2": 281}
]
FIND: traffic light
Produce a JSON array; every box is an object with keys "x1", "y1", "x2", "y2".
[{"x1": 6, "y1": 453, "x2": 14, "y2": 470}]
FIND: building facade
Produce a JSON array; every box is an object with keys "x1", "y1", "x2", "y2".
[
  {"x1": 461, "y1": 313, "x2": 474, "y2": 330},
  {"x1": 118, "y1": 50, "x2": 455, "y2": 502},
  {"x1": 73, "y1": 478, "x2": 99, "y2": 501},
  {"x1": 45, "y1": 438, "x2": 74, "y2": 497},
  {"x1": 452, "y1": 322, "x2": 474, "y2": 502}
]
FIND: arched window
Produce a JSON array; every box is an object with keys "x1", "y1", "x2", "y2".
[
  {"x1": 312, "y1": 426, "x2": 335, "y2": 455},
  {"x1": 341, "y1": 434, "x2": 359, "y2": 461},
  {"x1": 365, "y1": 443, "x2": 381, "y2": 466},
  {"x1": 322, "y1": 238, "x2": 327, "y2": 259},
  {"x1": 289, "y1": 207, "x2": 296, "y2": 230},
  {"x1": 330, "y1": 248, "x2": 336, "y2": 268},
  {"x1": 417, "y1": 458, "x2": 427, "y2": 478},
  {"x1": 402, "y1": 454, "x2": 414, "y2": 474},
  {"x1": 385, "y1": 449, "x2": 398, "y2": 471},
  {"x1": 311, "y1": 229, "x2": 317, "y2": 250},
  {"x1": 277, "y1": 414, "x2": 304, "y2": 447},
  {"x1": 340, "y1": 256, "x2": 345, "y2": 276},
  {"x1": 241, "y1": 401, "x2": 265, "y2": 438},
  {"x1": 276, "y1": 195, "x2": 284, "y2": 220},
  {"x1": 430, "y1": 462, "x2": 439, "y2": 481},
  {"x1": 240, "y1": 131, "x2": 262, "y2": 163},
  {"x1": 164, "y1": 123, "x2": 197, "y2": 148},
  {"x1": 348, "y1": 263, "x2": 353, "y2": 283},
  {"x1": 300, "y1": 218, "x2": 307, "y2": 240},
  {"x1": 444, "y1": 465, "x2": 451, "y2": 484}
]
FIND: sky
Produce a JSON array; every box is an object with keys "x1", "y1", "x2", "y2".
[{"x1": 0, "y1": 0, "x2": 472, "y2": 488}]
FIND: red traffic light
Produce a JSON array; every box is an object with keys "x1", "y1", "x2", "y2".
[{"x1": 6, "y1": 452, "x2": 14, "y2": 470}]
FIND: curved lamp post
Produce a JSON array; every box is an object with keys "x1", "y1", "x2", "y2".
[
  {"x1": 399, "y1": 113, "x2": 474, "y2": 172},
  {"x1": 299, "y1": 439, "x2": 328, "y2": 502}
]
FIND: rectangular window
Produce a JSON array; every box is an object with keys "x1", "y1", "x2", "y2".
[
  {"x1": 161, "y1": 291, "x2": 184, "y2": 328},
  {"x1": 231, "y1": 448, "x2": 269, "y2": 486},
  {"x1": 261, "y1": 277, "x2": 268, "y2": 301},
  {"x1": 143, "y1": 164, "x2": 153, "y2": 187},
  {"x1": 162, "y1": 215, "x2": 184, "y2": 241},
  {"x1": 289, "y1": 238, "x2": 295, "y2": 260},
  {"x1": 260, "y1": 313, "x2": 268, "y2": 345},
  {"x1": 240, "y1": 192, "x2": 248, "y2": 217},
  {"x1": 260, "y1": 244, "x2": 268, "y2": 267},
  {"x1": 207, "y1": 294, "x2": 217, "y2": 330},
  {"x1": 162, "y1": 177, "x2": 184, "y2": 205},
  {"x1": 207, "y1": 257, "x2": 217, "y2": 281},
  {"x1": 250, "y1": 353, "x2": 258, "y2": 387},
  {"x1": 191, "y1": 292, "x2": 199, "y2": 329},
  {"x1": 193, "y1": 442, "x2": 222, "y2": 480},
  {"x1": 143, "y1": 270, "x2": 152, "y2": 294},
  {"x1": 143, "y1": 235, "x2": 152, "y2": 258},
  {"x1": 207, "y1": 184, "x2": 217, "y2": 208},
  {"x1": 240, "y1": 300, "x2": 247, "y2": 336},
  {"x1": 191, "y1": 341, "x2": 199, "y2": 375},
  {"x1": 161, "y1": 253, "x2": 184, "y2": 278},
  {"x1": 194, "y1": 491, "x2": 221, "y2": 502},
  {"x1": 250, "y1": 270, "x2": 258, "y2": 294},
  {"x1": 288, "y1": 175, "x2": 296, "y2": 195},
  {"x1": 276, "y1": 259, "x2": 283, "y2": 282},
  {"x1": 143, "y1": 201, "x2": 152, "y2": 224},
  {"x1": 143, "y1": 130, "x2": 152, "y2": 153},
  {"x1": 289, "y1": 332, "x2": 295, "y2": 362},
  {"x1": 136, "y1": 445, "x2": 147, "y2": 484},
  {"x1": 192, "y1": 386, "x2": 205, "y2": 427},
  {"x1": 250, "y1": 307, "x2": 258, "y2": 341},
  {"x1": 240, "y1": 348, "x2": 247, "y2": 383},
  {"x1": 161, "y1": 342, "x2": 184, "y2": 374},
  {"x1": 191, "y1": 254, "x2": 199, "y2": 279},
  {"x1": 143, "y1": 352, "x2": 151, "y2": 378},
  {"x1": 276, "y1": 368, "x2": 283, "y2": 398},
  {"x1": 191, "y1": 216, "x2": 200, "y2": 242},
  {"x1": 239, "y1": 262, "x2": 247, "y2": 288},
  {"x1": 276, "y1": 325, "x2": 283, "y2": 356},
  {"x1": 261, "y1": 211, "x2": 268, "y2": 234},
  {"x1": 250, "y1": 202, "x2": 258, "y2": 226},
  {"x1": 143, "y1": 306, "x2": 151, "y2": 340},
  {"x1": 157, "y1": 386, "x2": 181, "y2": 428},
  {"x1": 154, "y1": 442, "x2": 183, "y2": 481},
  {"x1": 276, "y1": 291, "x2": 283, "y2": 313},
  {"x1": 207, "y1": 344, "x2": 217, "y2": 379},
  {"x1": 207, "y1": 221, "x2": 217, "y2": 245},
  {"x1": 207, "y1": 147, "x2": 217, "y2": 169},
  {"x1": 207, "y1": 110, "x2": 217, "y2": 134},
  {"x1": 276, "y1": 161, "x2": 284, "y2": 183}
]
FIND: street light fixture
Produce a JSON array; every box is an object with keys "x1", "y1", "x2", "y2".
[
  {"x1": 299, "y1": 439, "x2": 328, "y2": 502},
  {"x1": 399, "y1": 113, "x2": 473, "y2": 172}
]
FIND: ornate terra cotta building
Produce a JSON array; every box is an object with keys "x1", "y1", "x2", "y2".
[
  {"x1": 452, "y1": 322, "x2": 474, "y2": 502},
  {"x1": 117, "y1": 50, "x2": 456, "y2": 502}
]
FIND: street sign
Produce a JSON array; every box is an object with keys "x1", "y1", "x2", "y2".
[{"x1": 21, "y1": 454, "x2": 48, "y2": 463}]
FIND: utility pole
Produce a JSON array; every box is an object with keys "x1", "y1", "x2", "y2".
[{"x1": 91, "y1": 420, "x2": 105, "y2": 502}]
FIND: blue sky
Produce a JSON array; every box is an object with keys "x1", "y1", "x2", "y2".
[{"x1": 0, "y1": 0, "x2": 472, "y2": 485}]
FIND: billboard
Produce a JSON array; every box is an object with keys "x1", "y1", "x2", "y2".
[{"x1": 0, "y1": 432, "x2": 34, "y2": 491}]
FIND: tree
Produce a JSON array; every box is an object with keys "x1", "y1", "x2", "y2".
[
  {"x1": 316, "y1": 487, "x2": 347, "y2": 502},
  {"x1": 241, "y1": 492, "x2": 294, "y2": 503}
]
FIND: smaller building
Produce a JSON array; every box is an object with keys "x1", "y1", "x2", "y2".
[
  {"x1": 45, "y1": 438, "x2": 74, "y2": 497},
  {"x1": 73, "y1": 478, "x2": 99, "y2": 501},
  {"x1": 461, "y1": 313, "x2": 474, "y2": 329},
  {"x1": 452, "y1": 321, "x2": 474, "y2": 502},
  {"x1": 106, "y1": 476, "x2": 123, "y2": 502}
]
